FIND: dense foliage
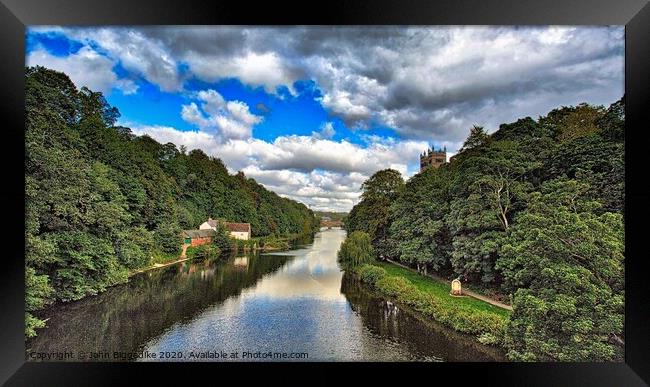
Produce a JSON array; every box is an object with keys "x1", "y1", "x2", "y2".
[
  {"x1": 346, "y1": 98, "x2": 625, "y2": 361},
  {"x1": 337, "y1": 231, "x2": 375, "y2": 268},
  {"x1": 346, "y1": 169, "x2": 404, "y2": 257},
  {"x1": 354, "y1": 264, "x2": 508, "y2": 342},
  {"x1": 25, "y1": 66, "x2": 317, "y2": 338}
]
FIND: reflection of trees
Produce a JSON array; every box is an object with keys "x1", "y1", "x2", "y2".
[
  {"x1": 27, "y1": 253, "x2": 291, "y2": 360},
  {"x1": 340, "y1": 273, "x2": 506, "y2": 362}
]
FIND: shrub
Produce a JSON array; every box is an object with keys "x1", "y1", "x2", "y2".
[
  {"x1": 357, "y1": 265, "x2": 387, "y2": 286},
  {"x1": 357, "y1": 267, "x2": 508, "y2": 346},
  {"x1": 478, "y1": 332, "x2": 500, "y2": 345},
  {"x1": 186, "y1": 244, "x2": 220, "y2": 260},
  {"x1": 262, "y1": 235, "x2": 290, "y2": 250},
  {"x1": 375, "y1": 276, "x2": 415, "y2": 298}
]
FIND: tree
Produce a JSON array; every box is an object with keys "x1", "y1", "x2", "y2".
[
  {"x1": 24, "y1": 65, "x2": 318, "y2": 339},
  {"x1": 597, "y1": 96, "x2": 624, "y2": 142},
  {"x1": 25, "y1": 267, "x2": 53, "y2": 338},
  {"x1": 388, "y1": 167, "x2": 451, "y2": 274},
  {"x1": 539, "y1": 103, "x2": 605, "y2": 142},
  {"x1": 498, "y1": 179, "x2": 624, "y2": 361},
  {"x1": 212, "y1": 223, "x2": 236, "y2": 252},
  {"x1": 337, "y1": 231, "x2": 375, "y2": 268},
  {"x1": 446, "y1": 141, "x2": 537, "y2": 283},
  {"x1": 347, "y1": 169, "x2": 404, "y2": 257},
  {"x1": 154, "y1": 222, "x2": 183, "y2": 255},
  {"x1": 459, "y1": 125, "x2": 490, "y2": 152}
]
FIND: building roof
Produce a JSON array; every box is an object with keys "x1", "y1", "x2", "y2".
[
  {"x1": 224, "y1": 222, "x2": 251, "y2": 233},
  {"x1": 202, "y1": 217, "x2": 252, "y2": 233},
  {"x1": 182, "y1": 229, "x2": 216, "y2": 238},
  {"x1": 206, "y1": 218, "x2": 218, "y2": 227}
]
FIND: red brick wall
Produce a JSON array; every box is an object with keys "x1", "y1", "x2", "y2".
[{"x1": 190, "y1": 237, "x2": 212, "y2": 247}]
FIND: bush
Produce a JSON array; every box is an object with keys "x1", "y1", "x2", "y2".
[
  {"x1": 375, "y1": 276, "x2": 415, "y2": 298},
  {"x1": 338, "y1": 231, "x2": 375, "y2": 268},
  {"x1": 186, "y1": 244, "x2": 220, "y2": 260},
  {"x1": 356, "y1": 267, "x2": 508, "y2": 345},
  {"x1": 262, "y1": 235, "x2": 290, "y2": 250},
  {"x1": 357, "y1": 264, "x2": 387, "y2": 286}
]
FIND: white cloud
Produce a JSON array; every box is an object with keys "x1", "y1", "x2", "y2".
[
  {"x1": 312, "y1": 122, "x2": 336, "y2": 139},
  {"x1": 127, "y1": 123, "x2": 427, "y2": 211},
  {"x1": 186, "y1": 51, "x2": 299, "y2": 94},
  {"x1": 114, "y1": 78, "x2": 139, "y2": 95},
  {"x1": 68, "y1": 28, "x2": 182, "y2": 92},
  {"x1": 181, "y1": 89, "x2": 263, "y2": 140},
  {"x1": 31, "y1": 26, "x2": 623, "y2": 145},
  {"x1": 31, "y1": 26, "x2": 624, "y2": 211},
  {"x1": 27, "y1": 46, "x2": 119, "y2": 94}
]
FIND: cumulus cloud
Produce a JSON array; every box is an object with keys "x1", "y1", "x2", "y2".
[
  {"x1": 63, "y1": 28, "x2": 183, "y2": 92},
  {"x1": 127, "y1": 122, "x2": 427, "y2": 211},
  {"x1": 30, "y1": 26, "x2": 623, "y2": 145},
  {"x1": 180, "y1": 89, "x2": 263, "y2": 140},
  {"x1": 32, "y1": 26, "x2": 624, "y2": 211},
  {"x1": 26, "y1": 46, "x2": 138, "y2": 95}
]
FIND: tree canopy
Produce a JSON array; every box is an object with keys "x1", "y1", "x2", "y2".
[
  {"x1": 347, "y1": 96, "x2": 625, "y2": 361},
  {"x1": 25, "y1": 66, "x2": 317, "y2": 338}
]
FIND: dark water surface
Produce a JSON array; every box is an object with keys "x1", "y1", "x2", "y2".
[{"x1": 27, "y1": 228, "x2": 505, "y2": 361}]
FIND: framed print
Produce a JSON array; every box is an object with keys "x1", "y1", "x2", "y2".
[{"x1": 1, "y1": 0, "x2": 649, "y2": 384}]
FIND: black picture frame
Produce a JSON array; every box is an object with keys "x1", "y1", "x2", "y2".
[{"x1": 1, "y1": 0, "x2": 648, "y2": 385}]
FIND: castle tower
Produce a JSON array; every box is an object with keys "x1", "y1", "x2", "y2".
[{"x1": 419, "y1": 146, "x2": 447, "y2": 172}]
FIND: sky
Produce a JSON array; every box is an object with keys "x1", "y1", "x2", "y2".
[{"x1": 25, "y1": 26, "x2": 624, "y2": 212}]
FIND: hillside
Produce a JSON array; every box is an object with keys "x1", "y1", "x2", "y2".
[{"x1": 25, "y1": 66, "x2": 317, "y2": 337}]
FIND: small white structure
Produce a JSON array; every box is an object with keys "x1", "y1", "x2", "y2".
[
  {"x1": 451, "y1": 279, "x2": 462, "y2": 296},
  {"x1": 199, "y1": 217, "x2": 251, "y2": 240}
]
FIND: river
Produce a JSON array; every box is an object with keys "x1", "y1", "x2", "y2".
[{"x1": 26, "y1": 228, "x2": 505, "y2": 362}]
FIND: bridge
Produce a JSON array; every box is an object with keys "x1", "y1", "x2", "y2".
[{"x1": 321, "y1": 220, "x2": 344, "y2": 228}]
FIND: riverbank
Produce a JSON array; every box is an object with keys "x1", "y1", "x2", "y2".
[
  {"x1": 351, "y1": 263, "x2": 511, "y2": 347},
  {"x1": 383, "y1": 259, "x2": 513, "y2": 311},
  {"x1": 129, "y1": 233, "x2": 313, "y2": 278},
  {"x1": 129, "y1": 256, "x2": 193, "y2": 277}
]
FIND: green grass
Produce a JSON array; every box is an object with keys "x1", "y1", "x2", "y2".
[
  {"x1": 375, "y1": 261, "x2": 511, "y2": 318},
  {"x1": 149, "y1": 250, "x2": 182, "y2": 265}
]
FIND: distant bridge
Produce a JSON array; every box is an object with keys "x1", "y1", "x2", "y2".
[{"x1": 321, "y1": 220, "x2": 344, "y2": 228}]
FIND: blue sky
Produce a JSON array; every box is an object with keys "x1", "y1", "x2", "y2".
[
  {"x1": 27, "y1": 29, "x2": 397, "y2": 147},
  {"x1": 25, "y1": 26, "x2": 624, "y2": 211}
]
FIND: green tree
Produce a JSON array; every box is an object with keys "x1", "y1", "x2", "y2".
[
  {"x1": 24, "y1": 65, "x2": 317, "y2": 339},
  {"x1": 388, "y1": 167, "x2": 451, "y2": 274},
  {"x1": 347, "y1": 169, "x2": 404, "y2": 257},
  {"x1": 597, "y1": 96, "x2": 624, "y2": 142},
  {"x1": 337, "y1": 231, "x2": 375, "y2": 268},
  {"x1": 154, "y1": 222, "x2": 183, "y2": 255},
  {"x1": 212, "y1": 223, "x2": 236, "y2": 252},
  {"x1": 498, "y1": 179, "x2": 624, "y2": 361},
  {"x1": 459, "y1": 125, "x2": 491, "y2": 152},
  {"x1": 25, "y1": 267, "x2": 53, "y2": 338},
  {"x1": 447, "y1": 141, "x2": 537, "y2": 283}
]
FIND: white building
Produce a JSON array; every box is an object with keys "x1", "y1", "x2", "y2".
[{"x1": 199, "y1": 217, "x2": 251, "y2": 240}]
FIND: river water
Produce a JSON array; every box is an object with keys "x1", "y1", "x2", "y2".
[{"x1": 27, "y1": 228, "x2": 504, "y2": 362}]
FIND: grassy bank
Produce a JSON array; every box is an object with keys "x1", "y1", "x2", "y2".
[
  {"x1": 353, "y1": 262, "x2": 510, "y2": 346},
  {"x1": 377, "y1": 262, "x2": 511, "y2": 318}
]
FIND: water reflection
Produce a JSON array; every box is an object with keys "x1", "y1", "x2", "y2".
[
  {"x1": 27, "y1": 228, "x2": 505, "y2": 362},
  {"x1": 341, "y1": 274, "x2": 506, "y2": 361},
  {"x1": 27, "y1": 252, "x2": 291, "y2": 359}
]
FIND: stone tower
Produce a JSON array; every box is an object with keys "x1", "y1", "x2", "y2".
[{"x1": 419, "y1": 146, "x2": 447, "y2": 172}]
